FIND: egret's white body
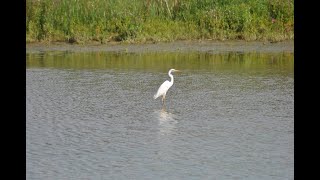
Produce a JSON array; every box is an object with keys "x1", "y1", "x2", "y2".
[{"x1": 154, "y1": 69, "x2": 180, "y2": 106}]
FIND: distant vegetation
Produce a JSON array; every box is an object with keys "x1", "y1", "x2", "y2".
[{"x1": 26, "y1": 0, "x2": 294, "y2": 43}]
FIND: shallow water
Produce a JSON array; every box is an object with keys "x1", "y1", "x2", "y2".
[{"x1": 26, "y1": 52, "x2": 294, "y2": 179}]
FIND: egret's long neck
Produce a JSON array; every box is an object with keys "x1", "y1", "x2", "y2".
[{"x1": 168, "y1": 71, "x2": 174, "y2": 83}]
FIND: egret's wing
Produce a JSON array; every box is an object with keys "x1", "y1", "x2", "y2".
[{"x1": 154, "y1": 80, "x2": 171, "y2": 99}]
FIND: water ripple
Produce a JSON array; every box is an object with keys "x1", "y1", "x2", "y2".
[{"x1": 27, "y1": 53, "x2": 293, "y2": 180}]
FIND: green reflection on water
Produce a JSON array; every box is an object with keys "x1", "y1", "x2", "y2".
[{"x1": 26, "y1": 52, "x2": 293, "y2": 73}]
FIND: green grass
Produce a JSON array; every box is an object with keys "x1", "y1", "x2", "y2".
[{"x1": 26, "y1": 0, "x2": 294, "y2": 43}]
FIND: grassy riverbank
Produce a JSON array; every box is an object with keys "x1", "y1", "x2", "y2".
[{"x1": 26, "y1": 0, "x2": 293, "y2": 44}]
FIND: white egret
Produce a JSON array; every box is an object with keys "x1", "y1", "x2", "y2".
[{"x1": 154, "y1": 69, "x2": 181, "y2": 106}]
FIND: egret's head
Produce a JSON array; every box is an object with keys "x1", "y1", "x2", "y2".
[{"x1": 169, "y1": 69, "x2": 181, "y2": 73}]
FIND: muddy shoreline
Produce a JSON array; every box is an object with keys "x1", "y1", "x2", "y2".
[{"x1": 26, "y1": 40, "x2": 293, "y2": 54}]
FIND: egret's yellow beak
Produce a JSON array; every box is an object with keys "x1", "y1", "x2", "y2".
[{"x1": 174, "y1": 70, "x2": 181, "y2": 72}]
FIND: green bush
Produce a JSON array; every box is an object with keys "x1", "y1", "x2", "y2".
[{"x1": 26, "y1": 0, "x2": 294, "y2": 43}]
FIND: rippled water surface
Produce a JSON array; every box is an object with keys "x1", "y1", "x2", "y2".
[{"x1": 26, "y1": 52, "x2": 294, "y2": 179}]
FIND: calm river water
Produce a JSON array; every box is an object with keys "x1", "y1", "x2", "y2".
[{"x1": 26, "y1": 52, "x2": 293, "y2": 179}]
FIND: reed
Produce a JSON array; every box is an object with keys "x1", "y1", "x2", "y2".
[{"x1": 26, "y1": 0, "x2": 294, "y2": 43}]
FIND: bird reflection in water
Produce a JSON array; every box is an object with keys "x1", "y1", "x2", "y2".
[{"x1": 156, "y1": 109, "x2": 178, "y2": 135}]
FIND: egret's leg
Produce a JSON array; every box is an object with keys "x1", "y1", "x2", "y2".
[{"x1": 162, "y1": 94, "x2": 166, "y2": 106}]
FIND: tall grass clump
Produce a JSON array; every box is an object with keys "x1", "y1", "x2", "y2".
[{"x1": 26, "y1": 0, "x2": 294, "y2": 43}]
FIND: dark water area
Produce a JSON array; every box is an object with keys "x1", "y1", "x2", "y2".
[{"x1": 26, "y1": 51, "x2": 293, "y2": 179}]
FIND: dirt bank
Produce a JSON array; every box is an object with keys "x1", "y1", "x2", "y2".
[{"x1": 26, "y1": 40, "x2": 293, "y2": 54}]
